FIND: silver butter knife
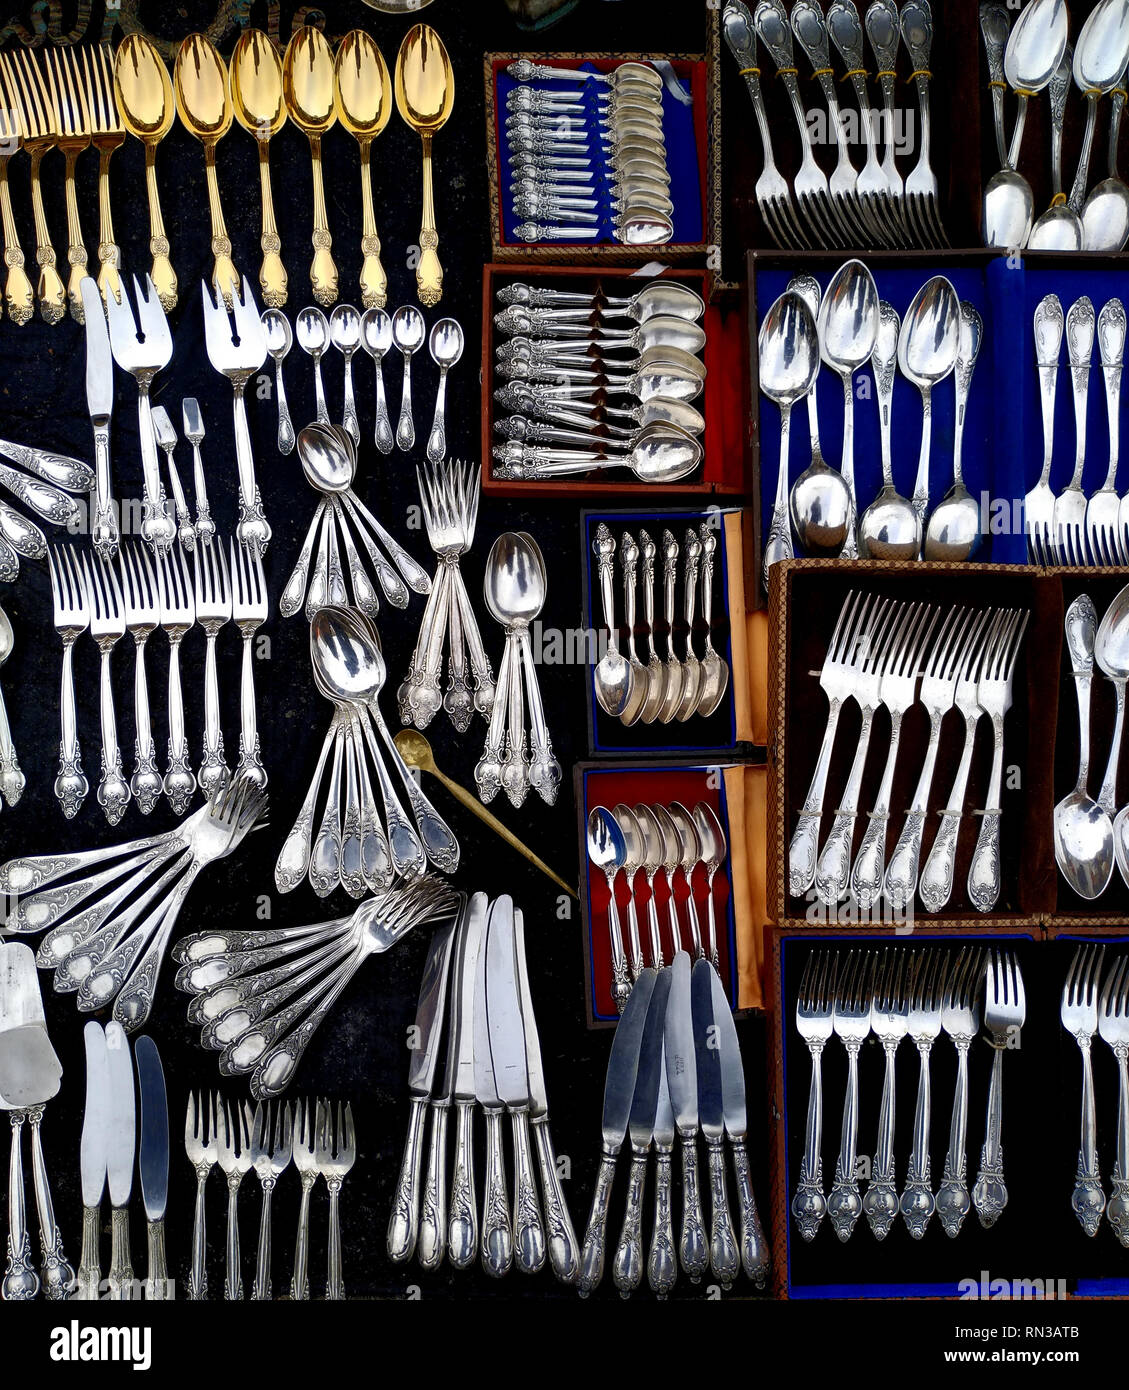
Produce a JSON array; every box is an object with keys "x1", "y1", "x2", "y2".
[{"x1": 135, "y1": 1035, "x2": 170, "y2": 1300}]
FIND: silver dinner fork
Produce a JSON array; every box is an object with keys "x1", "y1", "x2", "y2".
[
  {"x1": 900, "y1": 950, "x2": 944, "y2": 1239},
  {"x1": 936, "y1": 947, "x2": 983, "y2": 1238},
  {"x1": 119, "y1": 542, "x2": 162, "y2": 815},
  {"x1": 250, "y1": 1100, "x2": 293, "y2": 1301},
  {"x1": 1085, "y1": 299, "x2": 1127, "y2": 566},
  {"x1": 973, "y1": 948, "x2": 1026, "y2": 1229},
  {"x1": 865, "y1": 0, "x2": 912, "y2": 246},
  {"x1": 290, "y1": 1099, "x2": 318, "y2": 1301},
  {"x1": 792, "y1": 951, "x2": 836, "y2": 1242},
  {"x1": 157, "y1": 544, "x2": 196, "y2": 815},
  {"x1": 84, "y1": 550, "x2": 130, "y2": 826},
  {"x1": 315, "y1": 1100, "x2": 356, "y2": 1300},
  {"x1": 193, "y1": 540, "x2": 231, "y2": 799},
  {"x1": 1098, "y1": 955, "x2": 1129, "y2": 1247},
  {"x1": 1061, "y1": 943, "x2": 1107, "y2": 1236},
  {"x1": 899, "y1": 0, "x2": 948, "y2": 248},
  {"x1": 46, "y1": 544, "x2": 89, "y2": 818},
  {"x1": 967, "y1": 609, "x2": 1030, "y2": 913},
  {"x1": 1027, "y1": 295, "x2": 1064, "y2": 565},
  {"x1": 827, "y1": 951, "x2": 872, "y2": 1241},
  {"x1": 185, "y1": 1091, "x2": 218, "y2": 1301},
  {"x1": 231, "y1": 540, "x2": 268, "y2": 788},
  {"x1": 1053, "y1": 296, "x2": 1096, "y2": 566},
  {"x1": 216, "y1": 1098, "x2": 253, "y2": 1300},
  {"x1": 829, "y1": 0, "x2": 897, "y2": 247},
  {"x1": 863, "y1": 950, "x2": 909, "y2": 1239}
]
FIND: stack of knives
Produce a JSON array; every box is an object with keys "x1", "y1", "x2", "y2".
[
  {"x1": 579, "y1": 953, "x2": 769, "y2": 1298},
  {"x1": 387, "y1": 891, "x2": 579, "y2": 1284},
  {"x1": 76, "y1": 1023, "x2": 169, "y2": 1300}
]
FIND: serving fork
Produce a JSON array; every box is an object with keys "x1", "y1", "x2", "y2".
[
  {"x1": 193, "y1": 540, "x2": 231, "y2": 799},
  {"x1": 250, "y1": 1101, "x2": 293, "y2": 1301},
  {"x1": 0, "y1": 50, "x2": 65, "y2": 322},
  {"x1": 157, "y1": 545, "x2": 196, "y2": 814},
  {"x1": 231, "y1": 540, "x2": 268, "y2": 789},
  {"x1": 827, "y1": 951, "x2": 872, "y2": 1242},
  {"x1": 973, "y1": 948, "x2": 1025, "y2": 1230},
  {"x1": 84, "y1": 551, "x2": 131, "y2": 826},
  {"x1": 46, "y1": 545, "x2": 89, "y2": 819},
  {"x1": 185, "y1": 1090, "x2": 218, "y2": 1300},
  {"x1": 936, "y1": 947, "x2": 983, "y2": 1238},
  {"x1": 791, "y1": 950, "x2": 835, "y2": 1242},
  {"x1": 1098, "y1": 954, "x2": 1129, "y2": 1247},
  {"x1": 1061, "y1": 943, "x2": 1106, "y2": 1236},
  {"x1": 216, "y1": 1098, "x2": 253, "y2": 1300},
  {"x1": 900, "y1": 949, "x2": 944, "y2": 1239},
  {"x1": 315, "y1": 1100, "x2": 356, "y2": 1300},
  {"x1": 862, "y1": 951, "x2": 909, "y2": 1239}
]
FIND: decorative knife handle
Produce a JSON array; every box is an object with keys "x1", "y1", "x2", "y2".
[
  {"x1": 511, "y1": 1111, "x2": 546, "y2": 1275},
  {"x1": 481, "y1": 1108, "x2": 513, "y2": 1279},
  {"x1": 705, "y1": 1137, "x2": 739, "y2": 1289},
  {"x1": 225, "y1": 1176, "x2": 243, "y2": 1300},
  {"x1": 291, "y1": 1179, "x2": 314, "y2": 1300},
  {"x1": 76, "y1": 1204, "x2": 101, "y2": 1300},
  {"x1": 27, "y1": 1108, "x2": 73, "y2": 1299},
  {"x1": 417, "y1": 1101, "x2": 450, "y2": 1271},
  {"x1": 678, "y1": 1131, "x2": 708, "y2": 1281},
  {"x1": 3, "y1": 1112, "x2": 38, "y2": 1301},
  {"x1": 251, "y1": 1181, "x2": 275, "y2": 1300},
  {"x1": 612, "y1": 1148, "x2": 648, "y2": 1297},
  {"x1": 448, "y1": 1100, "x2": 478, "y2": 1270},
  {"x1": 578, "y1": 1146, "x2": 618, "y2": 1297},
  {"x1": 108, "y1": 1206, "x2": 134, "y2": 1300},
  {"x1": 145, "y1": 1219, "x2": 170, "y2": 1300},
  {"x1": 532, "y1": 1117, "x2": 579, "y2": 1286},
  {"x1": 648, "y1": 1146, "x2": 677, "y2": 1298},
  {"x1": 91, "y1": 420, "x2": 118, "y2": 561},
  {"x1": 387, "y1": 1095, "x2": 429, "y2": 1264},
  {"x1": 188, "y1": 1170, "x2": 208, "y2": 1300},
  {"x1": 730, "y1": 1137, "x2": 770, "y2": 1288}
]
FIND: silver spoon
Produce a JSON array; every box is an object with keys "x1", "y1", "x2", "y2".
[
  {"x1": 666, "y1": 802, "x2": 703, "y2": 960},
  {"x1": 296, "y1": 306, "x2": 331, "y2": 426},
  {"x1": 0, "y1": 605, "x2": 23, "y2": 806},
  {"x1": 1097, "y1": 585, "x2": 1129, "y2": 887},
  {"x1": 329, "y1": 304, "x2": 362, "y2": 446},
  {"x1": 695, "y1": 524, "x2": 729, "y2": 718},
  {"x1": 924, "y1": 301, "x2": 983, "y2": 561},
  {"x1": 591, "y1": 523, "x2": 635, "y2": 720},
  {"x1": 859, "y1": 301, "x2": 918, "y2": 560},
  {"x1": 1083, "y1": 56, "x2": 1129, "y2": 250},
  {"x1": 360, "y1": 308, "x2": 395, "y2": 454},
  {"x1": 586, "y1": 806, "x2": 631, "y2": 1012},
  {"x1": 392, "y1": 306, "x2": 425, "y2": 452},
  {"x1": 618, "y1": 532, "x2": 649, "y2": 728},
  {"x1": 605, "y1": 395, "x2": 705, "y2": 436},
  {"x1": 261, "y1": 308, "x2": 295, "y2": 454},
  {"x1": 1067, "y1": 1, "x2": 1129, "y2": 219},
  {"x1": 657, "y1": 531, "x2": 684, "y2": 724},
  {"x1": 492, "y1": 427, "x2": 701, "y2": 484},
  {"x1": 612, "y1": 804, "x2": 646, "y2": 979},
  {"x1": 898, "y1": 276, "x2": 960, "y2": 545},
  {"x1": 1028, "y1": 46, "x2": 1081, "y2": 250},
  {"x1": 632, "y1": 802, "x2": 669, "y2": 967},
  {"x1": 1055, "y1": 595, "x2": 1113, "y2": 899},
  {"x1": 692, "y1": 801, "x2": 726, "y2": 971},
  {"x1": 426, "y1": 318, "x2": 464, "y2": 464}
]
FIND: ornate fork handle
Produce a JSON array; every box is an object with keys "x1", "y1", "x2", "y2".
[
  {"x1": 251, "y1": 1176, "x2": 276, "y2": 1300},
  {"x1": 827, "y1": 1043, "x2": 864, "y2": 1241},
  {"x1": 236, "y1": 628, "x2": 267, "y2": 787},
  {"x1": 863, "y1": 1042, "x2": 900, "y2": 1239},
  {"x1": 851, "y1": 711, "x2": 904, "y2": 907},
  {"x1": 792, "y1": 1042, "x2": 826, "y2": 1241},
  {"x1": 326, "y1": 1177, "x2": 345, "y2": 1300},
  {"x1": 886, "y1": 708, "x2": 945, "y2": 909},
  {"x1": 918, "y1": 709, "x2": 980, "y2": 913},
  {"x1": 1070, "y1": 1037, "x2": 1105, "y2": 1236},
  {"x1": 1107, "y1": 1049, "x2": 1129, "y2": 1247},
  {"x1": 972, "y1": 1040, "x2": 1009, "y2": 1229},
  {"x1": 900, "y1": 1041, "x2": 935, "y2": 1239},
  {"x1": 201, "y1": 630, "x2": 228, "y2": 796},
  {"x1": 789, "y1": 700, "x2": 843, "y2": 897},
  {"x1": 936, "y1": 1039, "x2": 973, "y2": 1237},
  {"x1": 54, "y1": 635, "x2": 88, "y2": 820},
  {"x1": 224, "y1": 1174, "x2": 244, "y2": 1300},
  {"x1": 968, "y1": 712, "x2": 1008, "y2": 913},
  {"x1": 814, "y1": 706, "x2": 875, "y2": 905}
]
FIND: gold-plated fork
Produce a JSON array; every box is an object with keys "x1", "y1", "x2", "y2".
[
  {"x1": 0, "y1": 60, "x2": 34, "y2": 323},
  {"x1": 44, "y1": 48, "x2": 89, "y2": 321},
  {"x1": 1, "y1": 51, "x2": 65, "y2": 322},
  {"x1": 72, "y1": 45, "x2": 125, "y2": 305}
]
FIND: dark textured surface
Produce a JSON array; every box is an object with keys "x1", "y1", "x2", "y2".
[{"x1": 0, "y1": 2, "x2": 769, "y2": 1303}]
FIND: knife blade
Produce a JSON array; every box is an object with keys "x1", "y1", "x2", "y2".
[
  {"x1": 104, "y1": 1022, "x2": 136, "y2": 1300},
  {"x1": 80, "y1": 275, "x2": 118, "y2": 558},
  {"x1": 134, "y1": 1035, "x2": 170, "y2": 1300},
  {"x1": 76, "y1": 1022, "x2": 108, "y2": 1301},
  {"x1": 692, "y1": 957, "x2": 738, "y2": 1289},
  {"x1": 512, "y1": 906, "x2": 579, "y2": 1286},
  {"x1": 447, "y1": 891, "x2": 488, "y2": 1270},
  {"x1": 388, "y1": 913, "x2": 458, "y2": 1266},
  {"x1": 711, "y1": 965, "x2": 770, "y2": 1287},
  {"x1": 486, "y1": 894, "x2": 545, "y2": 1275},
  {"x1": 613, "y1": 966, "x2": 671, "y2": 1297},
  {"x1": 665, "y1": 950, "x2": 707, "y2": 1281},
  {"x1": 649, "y1": 1044, "x2": 678, "y2": 1298},
  {"x1": 578, "y1": 967, "x2": 659, "y2": 1297},
  {"x1": 474, "y1": 899, "x2": 512, "y2": 1279}
]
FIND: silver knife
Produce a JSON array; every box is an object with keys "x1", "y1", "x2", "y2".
[
  {"x1": 448, "y1": 891, "x2": 488, "y2": 1269},
  {"x1": 579, "y1": 968, "x2": 659, "y2": 1297},
  {"x1": 76, "y1": 1021, "x2": 108, "y2": 1300},
  {"x1": 104, "y1": 1021, "x2": 136, "y2": 1300},
  {"x1": 513, "y1": 906, "x2": 579, "y2": 1286},
  {"x1": 649, "y1": 1043, "x2": 678, "y2": 1298},
  {"x1": 692, "y1": 957, "x2": 739, "y2": 1289},
  {"x1": 486, "y1": 894, "x2": 545, "y2": 1276},
  {"x1": 614, "y1": 967, "x2": 672, "y2": 1297},
  {"x1": 135, "y1": 1035, "x2": 170, "y2": 1300},
  {"x1": 389, "y1": 914, "x2": 458, "y2": 1266},
  {"x1": 474, "y1": 901, "x2": 512, "y2": 1279},
  {"x1": 665, "y1": 950, "x2": 708, "y2": 1281},
  {"x1": 80, "y1": 275, "x2": 118, "y2": 560}
]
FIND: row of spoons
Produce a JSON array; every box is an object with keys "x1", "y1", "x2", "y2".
[
  {"x1": 264, "y1": 305, "x2": 463, "y2": 460},
  {"x1": 586, "y1": 799, "x2": 729, "y2": 1013},
  {"x1": 759, "y1": 260, "x2": 982, "y2": 589}
]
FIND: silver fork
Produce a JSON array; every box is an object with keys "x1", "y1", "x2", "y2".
[
  {"x1": 865, "y1": 0, "x2": 912, "y2": 246},
  {"x1": 967, "y1": 609, "x2": 1030, "y2": 912},
  {"x1": 814, "y1": 599, "x2": 900, "y2": 905},
  {"x1": 1053, "y1": 296, "x2": 1096, "y2": 566},
  {"x1": 119, "y1": 542, "x2": 162, "y2": 815},
  {"x1": 84, "y1": 550, "x2": 130, "y2": 826},
  {"x1": 1061, "y1": 943, "x2": 1107, "y2": 1236},
  {"x1": 193, "y1": 540, "x2": 231, "y2": 799},
  {"x1": 1098, "y1": 954, "x2": 1129, "y2": 1247},
  {"x1": 1027, "y1": 295, "x2": 1064, "y2": 565},
  {"x1": 900, "y1": 950, "x2": 944, "y2": 1238},
  {"x1": 201, "y1": 276, "x2": 270, "y2": 558},
  {"x1": 250, "y1": 1101, "x2": 293, "y2": 1301},
  {"x1": 789, "y1": 592, "x2": 881, "y2": 896},
  {"x1": 885, "y1": 608, "x2": 976, "y2": 909},
  {"x1": 156, "y1": 544, "x2": 196, "y2": 814},
  {"x1": 216, "y1": 1098, "x2": 253, "y2": 1300},
  {"x1": 851, "y1": 603, "x2": 937, "y2": 907},
  {"x1": 828, "y1": 0, "x2": 896, "y2": 248},
  {"x1": 1087, "y1": 298, "x2": 1127, "y2": 566},
  {"x1": 792, "y1": 950, "x2": 836, "y2": 1242},
  {"x1": 315, "y1": 1099, "x2": 356, "y2": 1300},
  {"x1": 290, "y1": 1099, "x2": 318, "y2": 1301},
  {"x1": 973, "y1": 948, "x2": 1026, "y2": 1230},
  {"x1": 863, "y1": 951, "x2": 908, "y2": 1239},
  {"x1": 46, "y1": 544, "x2": 89, "y2": 818},
  {"x1": 104, "y1": 274, "x2": 175, "y2": 554},
  {"x1": 899, "y1": 1, "x2": 948, "y2": 248},
  {"x1": 185, "y1": 1090, "x2": 218, "y2": 1300},
  {"x1": 936, "y1": 947, "x2": 983, "y2": 1238},
  {"x1": 827, "y1": 951, "x2": 872, "y2": 1241},
  {"x1": 231, "y1": 540, "x2": 268, "y2": 789}
]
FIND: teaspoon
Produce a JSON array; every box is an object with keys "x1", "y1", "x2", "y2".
[
  {"x1": 296, "y1": 306, "x2": 331, "y2": 426},
  {"x1": 261, "y1": 309, "x2": 295, "y2": 455},
  {"x1": 361, "y1": 308, "x2": 395, "y2": 454},
  {"x1": 898, "y1": 276, "x2": 960, "y2": 546},
  {"x1": 329, "y1": 304, "x2": 362, "y2": 446},
  {"x1": 393, "y1": 305, "x2": 426, "y2": 451},
  {"x1": 427, "y1": 318, "x2": 464, "y2": 463}
]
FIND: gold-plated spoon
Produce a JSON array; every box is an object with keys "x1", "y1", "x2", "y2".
[
  {"x1": 175, "y1": 34, "x2": 239, "y2": 309},
  {"x1": 394, "y1": 24, "x2": 454, "y2": 307},
  {"x1": 334, "y1": 30, "x2": 392, "y2": 309},
  {"x1": 114, "y1": 35, "x2": 177, "y2": 311},
  {"x1": 230, "y1": 28, "x2": 288, "y2": 308},
  {"x1": 283, "y1": 26, "x2": 338, "y2": 308}
]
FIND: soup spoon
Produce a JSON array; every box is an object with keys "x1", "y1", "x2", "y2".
[
  {"x1": 897, "y1": 276, "x2": 960, "y2": 547},
  {"x1": 858, "y1": 301, "x2": 918, "y2": 560}
]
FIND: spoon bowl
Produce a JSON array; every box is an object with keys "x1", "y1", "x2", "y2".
[
  {"x1": 297, "y1": 423, "x2": 355, "y2": 495},
  {"x1": 484, "y1": 531, "x2": 546, "y2": 630},
  {"x1": 1084, "y1": 178, "x2": 1129, "y2": 250},
  {"x1": 429, "y1": 317, "x2": 464, "y2": 370},
  {"x1": 898, "y1": 276, "x2": 961, "y2": 536},
  {"x1": 261, "y1": 307, "x2": 292, "y2": 361}
]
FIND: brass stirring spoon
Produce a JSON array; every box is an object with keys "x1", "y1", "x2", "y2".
[
  {"x1": 335, "y1": 30, "x2": 392, "y2": 310},
  {"x1": 230, "y1": 29, "x2": 288, "y2": 309},
  {"x1": 284, "y1": 26, "x2": 338, "y2": 308},
  {"x1": 395, "y1": 24, "x2": 454, "y2": 308},
  {"x1": 175, "y1": 33, "x2": 239, "y2": 310},
  {"x1": 114, "y1": 35, "x2": 177, "y2": 311}
]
